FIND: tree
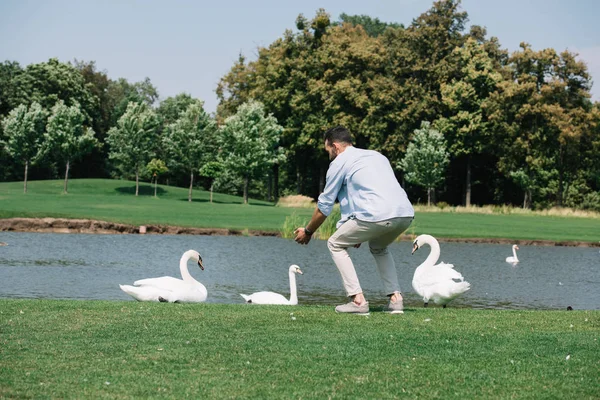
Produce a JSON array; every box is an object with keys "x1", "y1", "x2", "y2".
[
  {"x1": 219, "y1": 100, "x2": 285, "y2": 204},
  {"x1": 399, "y1": 121, "x2": 450, "y2": 206},
  {"x1": 106, "y1": 77, "x2": 159, "y2": 126},
  {"x1": 157, "y1": 93, "x2": 196, "y2": 126},
  {"x1": 145, "y1": 158, "x2": 168, "y2": 197},
  {"x1": 335, "y1": 13, "x2": 403, "y2": 37},
  {"x1": 199, "y1": 161, "x2": 224, "y2": 203},
  {"x1": 1, "y1": 102, "x2": 47, "y2": 193},
  {"x1": 163, "y1": 100, "x2": 217, "y2": 202},
  {"x1": 106, "y1": 102, "x2": 159, "y2": 196},
  {"x1": 438, "y1": 37, "x2": 503, "y2": 206},
  {"x1": 14, "y1": 58, "x2": 98, "y2": 125},
  {"x1": 44, "y1": 100, "x2": 99, "y2": 194}
]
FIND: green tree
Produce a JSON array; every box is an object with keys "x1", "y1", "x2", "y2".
[
  {"x1": 336, "y1": 13, "x2": 403, "y2": 37},
  {"x1": 487, "y1": 44, "x2": 593, "y2": 208},
  {"x1": 106, "y1": 102, "x2": 159, "y2": 196},
  {"x1": 163, "y1": 100, "x2": 217, "y2": 202},
  {"x1": 44, "y1": 100, "x2": 99, "y2": 194},
  {"x1": 438, "y1": 37, "x2": 503, "y2": 206},
  {"x1": 399, "y1": 121, "x2": 450, "y2": 205},
  {"x1": 219, "y1": 100, "x2": 285, "y2": 204},
  {"x1": 14, "y1": 58, "x2": 98, "y2": 125},
  {"x1": 157, "y1": 93, "x2": 196, "y2": 126},
  {"x1": 199, "y1": 161, "x2": 224, "y2": 203},
  {"x1": 1, "y1": 102, "x2": 47, "y2": 193},
  {"x1": 145, "y1": 158, "x2": 168, "y2": 197},
  {"x1": 0, "y1": 61, "x2": 24, "y2": 118},
  {"x1": 106, "y1": 77, "x2": 159, "y2": 126}
]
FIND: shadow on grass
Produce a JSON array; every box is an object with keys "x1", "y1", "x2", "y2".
[{"x1": 115, "y1": 186, "x2": 167, "y2": 196}]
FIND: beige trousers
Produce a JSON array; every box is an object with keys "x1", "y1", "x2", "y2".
[{"x1": 327, "y1": 217, "x2": 413, "y2": 297}]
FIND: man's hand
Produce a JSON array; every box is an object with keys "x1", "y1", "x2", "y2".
[{"x1": 294, "y1": 227, "x2": 312, "y2": 245}]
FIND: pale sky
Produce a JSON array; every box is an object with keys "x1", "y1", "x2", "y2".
[{"x1": 1, "y1": 0, "x2": 599, "y2": 113}]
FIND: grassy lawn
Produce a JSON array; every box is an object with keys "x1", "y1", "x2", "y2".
[
  {"x1": 1, "y1": 179, "x2": 599, "y2": 243},
  {"x1": 1, "y1": 299, "x2": 598, "y2": 399}
]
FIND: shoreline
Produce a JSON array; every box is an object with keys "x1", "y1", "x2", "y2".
[{"x1": 0, "y1": 217, "x2": 598, "y2": 247}]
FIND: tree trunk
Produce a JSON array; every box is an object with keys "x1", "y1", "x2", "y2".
[
  {"x1": 557, "y1": 146, "x2": 564, "y2": 207},
  {"x1": 267, "y1": 172, "x2": 272, "y2": 202},
  {"x1": 243, "y1": 174, "x2": 249, "y2": 204},
  {"x1": 63, "y1": 160, "x2": 70, "y2": 194},
  {"x1": 465, "y1": 156, "x2": 472, "y2": 207},
  {"x1": 427, "y1": 187, "x2": 433, "y2": 206},
  {"x1": 154, "y1": 176, "x2": 157, "y2": 197},
  {"x1": 135, "y1": 169, "x2": 139, "y2": 196},
  {"x1": 523, "y1": 189, "x2": 531, "y2": 209},
  {"x1": 273, "y1": 164, "x2": 279, "y2": 201},
  {"x1": 319, "y1": 163, "x2": 326, "y2": 193},
  {"x1": 23, "y1": 160, "x2": 29, "y2": 194},
  {"x1": 296, "y1": 167, "x2": 301, "y2": 194},
  {"x1": 210, "y1": 182, "x2": 214, "y2": 203},
  {"x1": 188, "y1": 170, "x2": 194, "y2": 202}
]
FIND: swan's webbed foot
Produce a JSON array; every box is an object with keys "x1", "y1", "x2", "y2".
[
  {"x1": 424, "y1": 302, "x2": 428, "y2": 308},
  {"x1": 158, "y1": 296, "x2": 168, "y2": 303},
  {"x1": 443, "y1": 304, "x2": 447, "y2": 309}
]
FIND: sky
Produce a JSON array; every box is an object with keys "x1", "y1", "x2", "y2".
[{"x1": 1, "y1": 0, "x2": 599, "y2": 114}]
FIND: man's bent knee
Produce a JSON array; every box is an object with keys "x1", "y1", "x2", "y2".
[{"x1": 369, "y1": 246, "x2": 389, "y2": 256}]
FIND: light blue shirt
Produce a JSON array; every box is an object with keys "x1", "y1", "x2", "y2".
[{"x1": 318, "y1": 146, "x2": 414, "y2": 228}]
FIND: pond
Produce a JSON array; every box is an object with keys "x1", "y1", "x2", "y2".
[{"x1": 0, "y1": 232, "x2": 599, "y2": 310}]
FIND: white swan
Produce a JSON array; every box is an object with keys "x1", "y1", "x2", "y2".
[
  {"x1": 240, "y1": 265, "x2": 303, "y2": 305},
  {"x1": 119, "y1": 250, "x2": 207, "y2": 303},
  {"x1": 505, "y1": 244, "x2": 519, "y2": 263},
  {"x1": 411, "y1": 234, "x2": 471, "y2": 308}
]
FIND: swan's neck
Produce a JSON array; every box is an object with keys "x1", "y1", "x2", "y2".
[
  {"x1": 416, "y1": 237, "x2": 440, "y2": 273},
  {"x1": 512, "y1": 247, "x2": 518, "y2": 260},
  {"x1": 288, "y1": 271, "x2": 298, "y2": 304},
  {"x1": 180, "y1": 253, "x2": 199, "y2": 283}
]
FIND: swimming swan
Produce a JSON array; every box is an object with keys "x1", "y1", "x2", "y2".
[
  {"x1": 119, "y1": 250, "x2": 206, "y2": 303},
  {"x1": 505, "y1": 244, "x2": 519, "y2": 263},
  {"x1": 240, "y1": 265, "x2": 303, "y2": 305},
  {"x1": 411, "y1": 234, "x2": 471, "y2": 308}
]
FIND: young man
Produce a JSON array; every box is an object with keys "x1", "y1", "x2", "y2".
[{"x1": 294, "y1": 126, "x2": 414, "y2": 314}]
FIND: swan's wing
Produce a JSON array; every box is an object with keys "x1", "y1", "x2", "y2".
[
  {"x1": 134, "y1": 276, "x2": 185, "y2": 290},
  {"x1": 245, "y1": 291, "x2": 289, "y2": 305},
  {"x1": 435, "y1": 263, "x2": 465, "y2": 281},
  {"x1": 120, "y1": 284, "x2": 173, "y2": 302}
]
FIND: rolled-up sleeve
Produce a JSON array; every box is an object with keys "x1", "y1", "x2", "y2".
[{"x1": 317, "y1": 161, "x2": 344, "y2": 216}]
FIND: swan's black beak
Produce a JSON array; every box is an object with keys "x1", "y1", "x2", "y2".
[
  {"x1": 412, "y1": 242, "x2": 419, "y2": 255},
  {"x1": 197, "y1": 257, "x2": 204, "y2": 271}
]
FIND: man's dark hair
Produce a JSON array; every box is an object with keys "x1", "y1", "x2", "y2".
[{"x1": 324, "y1": 126, "x2": 353, "y2": 145}]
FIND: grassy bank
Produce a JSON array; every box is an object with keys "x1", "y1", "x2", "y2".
[
  {"x1": 1, "y1": 300, "x2": 598, "y2": 399},
  {"x1": 1, "y1": 179, "x2": 599, "y2": 243}
]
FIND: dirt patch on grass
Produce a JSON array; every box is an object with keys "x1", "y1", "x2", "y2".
[{"x1": 0, "y1": 217, "x2": 597, "y2": 247}]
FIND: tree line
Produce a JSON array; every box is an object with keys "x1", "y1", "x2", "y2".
[{"x1": 1, "y1": 0, "x2": 599, "y2": 211}]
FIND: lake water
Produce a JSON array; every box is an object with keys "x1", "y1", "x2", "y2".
[{"x1": 0, "y1": 232, "x2": 599, "y2": 310}]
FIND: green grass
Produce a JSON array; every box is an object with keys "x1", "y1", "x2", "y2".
[
  {"x1": 1, "y1": 300, "x2": 598, "y2": 399},
  {"x1": 0, "y1": 179, "x2": 312, "y2": 232},
  {"x1": 1, "y1": 179, "x2": 599, "y2": 243}
]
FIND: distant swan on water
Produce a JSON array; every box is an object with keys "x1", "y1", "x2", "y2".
[
  {"x1": 119, "y1": 250, "x2": 207, "y2": 303},
  {"x1": 506, "y1": 244, "x2": 519, "y2": 264},
  {"x1": 411, "y1": 234, "x2": 471, "y2": 308},
  {"x1": 240, "y1": 265, "x2": 303, "y2": 305}
]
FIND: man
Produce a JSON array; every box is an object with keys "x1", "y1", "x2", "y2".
[{"x1": 294, "y1": 126, "x2": 414, "y2": 315}]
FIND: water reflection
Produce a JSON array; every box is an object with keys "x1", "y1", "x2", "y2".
[{"x1": 0, "y1": 232, "x2": 598, "y2": 310}]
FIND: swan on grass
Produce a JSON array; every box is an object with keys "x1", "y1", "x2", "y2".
[
  {"x1": 411, "y1": 234, "x2": 471, "y2": 308},
  {"x1": 506, "y1": 244, "x2": 520, "y2": 263},
  {"x1": 240, "y1": 265, "x2": 303, "y2": 305},
  {"x1": 119, "y1": 250, "x2": 206, "y2": 303}
]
